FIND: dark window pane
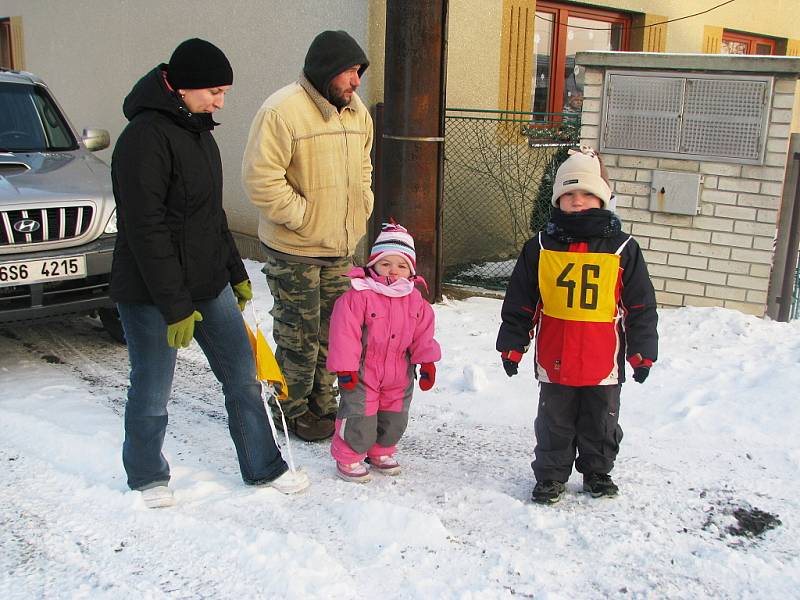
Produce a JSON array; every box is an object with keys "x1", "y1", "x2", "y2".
[
  {"x1": 533, "y1": 11, "x2": 553, "y2": 114},
  {"x1": 0, "y1": 83, "x2": 76, "y2": 151},
  {"x1": 754, "y1": 42, "x2": 773, "y2": 55}
]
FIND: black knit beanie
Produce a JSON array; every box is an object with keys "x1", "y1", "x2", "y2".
[
  {"x1": 167, "y1": 38, "x2": 233, "y2": 90},
  {"x1": 303, "y1": 30, "x2": 369, "y2": 98}
]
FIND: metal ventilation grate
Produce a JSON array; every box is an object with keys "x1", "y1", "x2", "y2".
[
  {"x1": 601, "y1": 71, "x2": 772, "y2": 164},
  {"x1": 680, "y1": 78, "x2": 768, "y2": 160},
  {"x1": 604, "y1": 75, "x2": 683, "y2": 152}
]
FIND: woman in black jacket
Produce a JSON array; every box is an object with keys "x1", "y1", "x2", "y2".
[{"x1": 111, "y1": 39, "x2": 308, "y2": 507}]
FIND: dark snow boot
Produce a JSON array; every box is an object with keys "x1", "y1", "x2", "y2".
[
  {"x1": 583, "y1": 473, "x2": 619, "y2": 498},
  {"x1": 531, "y1": 480, "x2": 566, "y2": 504},
  {"x1": 275, "y1": 411, "x2": 334, "y2": 442}
]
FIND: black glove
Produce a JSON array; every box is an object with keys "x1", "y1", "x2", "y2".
[
  {"x1": 502, "y1": 359, "x2": 518, "y2": 377},
  {"x1": 501, "y1": 350, "x2": 522, "y2": 377},
  {"x1": 632, "y1": 366, "x2": 650, "y2": 384},
  {"x1": 628, "y1": 354, "x2": 653, "y2": 384}
]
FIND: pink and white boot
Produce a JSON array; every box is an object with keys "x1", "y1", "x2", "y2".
[
  {"x1": 366, "y1": 455, "x2": 401, "y2": 476},
  {"x1": 336, "y1": 461, "x2": 371, "y2": 483}
]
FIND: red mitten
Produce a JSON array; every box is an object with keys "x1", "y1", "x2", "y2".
[
  {"x1": 337, "y1": 371, "x2": 359, "y2": 391},
  {"x1": 418, "y1": 362, "x2": 436, "y2": 391}
]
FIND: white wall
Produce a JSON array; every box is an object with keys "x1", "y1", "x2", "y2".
[{"x1": 2, "y1": 0, "x2": 372, "y2": 237}]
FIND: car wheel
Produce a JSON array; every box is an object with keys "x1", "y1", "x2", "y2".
[{"x1": 98, "y1": 307, "x2": 126, "y2": 344}]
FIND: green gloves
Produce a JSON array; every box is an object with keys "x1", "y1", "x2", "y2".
[
  {"x1": 165, "y1": 279, "x2": 250, "y2": 350},
  {"x1": 166, "y1": 311, "x2": 203, "y2": 348},
  {"x1": 232, "y1": 280, "x2": 253, "y2": 312}
]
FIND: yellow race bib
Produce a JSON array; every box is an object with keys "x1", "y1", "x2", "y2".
[{"x1": 538, "y1": 249, "x2": 620, "y2": 322}]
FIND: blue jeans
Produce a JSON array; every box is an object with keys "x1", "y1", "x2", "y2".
[{"x1": 118, "y1": 285, "x2": 288, "y2": 490}]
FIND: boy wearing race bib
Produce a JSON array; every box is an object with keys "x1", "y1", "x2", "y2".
[{"x1": 496, "y1": 146, "x2": 658, "y2": 504}]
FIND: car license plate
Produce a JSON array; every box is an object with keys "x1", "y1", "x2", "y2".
[{"x1": 0, "y1": 256, "x2": 87, "y2": 287}]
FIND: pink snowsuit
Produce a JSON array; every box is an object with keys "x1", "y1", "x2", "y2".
[{"x1": 327, "y1": 268, "x2": 441, "y2": 464}]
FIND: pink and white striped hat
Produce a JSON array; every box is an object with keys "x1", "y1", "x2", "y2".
[{"x1": 366, "y1": 221, "x2": 417, "y2": 275}]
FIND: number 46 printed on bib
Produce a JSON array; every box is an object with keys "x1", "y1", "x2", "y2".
[{"x1": 538, "y1": 249, "x2": 621, "y2": 323}]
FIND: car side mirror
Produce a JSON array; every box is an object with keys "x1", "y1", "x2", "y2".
[{"x1": 81, "y1": 128, "x2": 110, "y2": 152}]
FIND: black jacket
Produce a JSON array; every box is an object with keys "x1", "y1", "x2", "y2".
[{"x1": 110, "y1": 66, "x2": 247, "y2": 324}]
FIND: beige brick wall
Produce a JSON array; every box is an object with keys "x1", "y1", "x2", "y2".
[{"x1": 581, "y1": 69, "x2": 796, "y2": 317}]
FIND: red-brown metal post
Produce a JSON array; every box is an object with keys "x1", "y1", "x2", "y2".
[{"x1": 378, "y1": 0, "x2": 448, "y2": 301}]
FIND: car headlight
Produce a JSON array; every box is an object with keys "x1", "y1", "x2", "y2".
[{"x1": 104, "y1": 209, "x2": 118, "y2": 234}]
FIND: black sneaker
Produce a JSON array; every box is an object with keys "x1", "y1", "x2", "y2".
[
  {"x1": 531, "y1": 480, "x2": 566, "y2": 504},
  {"x1": 583, "y1": 473, "x2": 619, "y2": 498}
]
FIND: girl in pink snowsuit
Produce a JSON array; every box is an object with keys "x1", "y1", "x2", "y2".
[{"x1": 328, "y1": 223, "x2": 441, "y2": 482}]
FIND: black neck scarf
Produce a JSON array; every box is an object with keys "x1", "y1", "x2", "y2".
[{"x1": 546, "y1": 208, "x2": 622, "y2": 243}]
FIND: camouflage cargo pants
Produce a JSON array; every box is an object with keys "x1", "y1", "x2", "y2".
[{"x1": 263, "y1": 255, "x2": 353, "y2": 419}]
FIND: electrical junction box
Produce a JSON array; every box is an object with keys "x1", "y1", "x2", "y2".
[{"x1": 649, "y1": 170, "x2": 702, "y2": 215}]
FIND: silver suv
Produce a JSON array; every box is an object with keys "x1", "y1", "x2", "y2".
[{"x1": 0, "y1": 68, "x2": 123, "y2": 341}]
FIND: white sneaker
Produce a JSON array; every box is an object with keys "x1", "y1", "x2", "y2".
[
  {"x1": 141, "y1": 485, "x2": 174, "y2": 509},
  {"x1": 267, "y1": 469, "x2": 310, "y2": 494}
]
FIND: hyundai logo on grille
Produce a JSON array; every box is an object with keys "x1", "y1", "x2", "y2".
[{"x1": 13, "y1": 219, "x2": 41, "y2": 233}]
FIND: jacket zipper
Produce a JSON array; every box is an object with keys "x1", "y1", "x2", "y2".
[{"x1": 340, "y1": 111, "x2": 350, "y2": 255}]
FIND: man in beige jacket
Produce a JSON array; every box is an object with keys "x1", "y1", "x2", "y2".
[{"x1": 242, "y1": 30, "x2": 373, "y2": 441}]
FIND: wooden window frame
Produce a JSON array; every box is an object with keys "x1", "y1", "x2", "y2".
[
  {"x1": 722, "y1": 30, "x2": 777, "y2": 55},
  {"x1": 535, "y1": 1, "x2": 631, "y2": 114},
  {"x1": 0, "y1": 18, "x2": 13, "y2": 70}
]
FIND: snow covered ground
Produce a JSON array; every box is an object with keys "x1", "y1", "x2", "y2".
[{"x1": 1, "y1": 260, "x2": 799, "y2": 599}]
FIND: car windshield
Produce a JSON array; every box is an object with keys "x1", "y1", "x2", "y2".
[{"x1": 0, "y1": 82, "x2": 77, "y2": 152}]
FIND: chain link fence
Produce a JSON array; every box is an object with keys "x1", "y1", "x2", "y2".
[{"x1": 442, "y1": 108, "x2": 580, "y2": 290}]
